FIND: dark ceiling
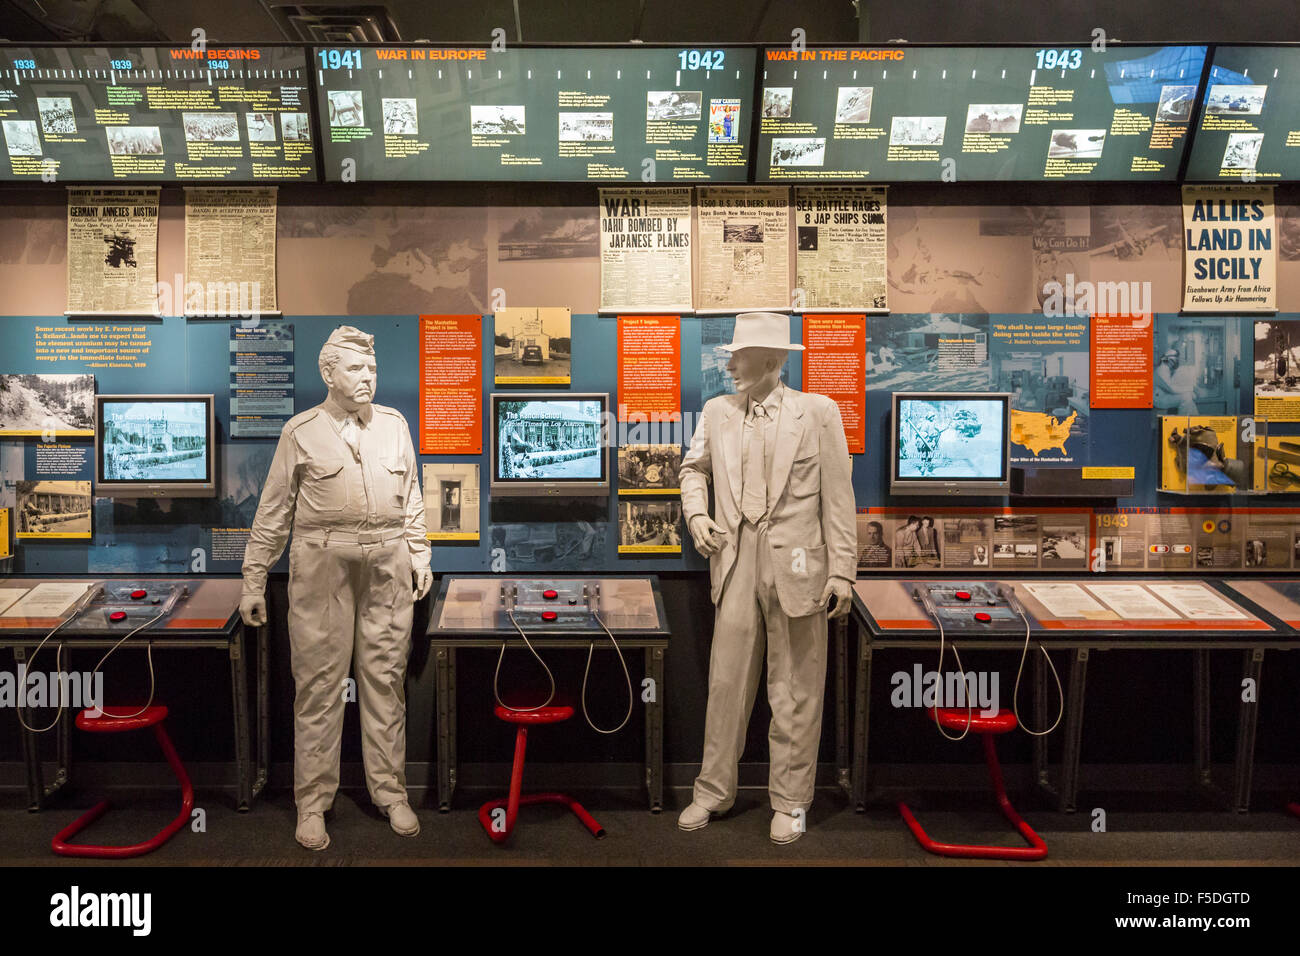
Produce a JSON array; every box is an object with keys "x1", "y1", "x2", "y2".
[{"x1": 0, "y1": 0, "x2": 861, "y2": 43}]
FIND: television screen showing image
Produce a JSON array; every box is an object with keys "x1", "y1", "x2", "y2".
[
  {"x1": 891, "y1": 393, "x2": 1010, "y2": 494},
  {"x1": 95, "y1": 395, "x2": 216, "y2": 497},
  {"x1": 491, "y1": 393, "x2": 608, "y2": 496}
]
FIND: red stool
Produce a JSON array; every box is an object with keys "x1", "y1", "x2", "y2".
[
  {"x1": 898, "y1": 708, "x2": 1048, "y2": 861},
  {"x1": 1288, "y1": 803, "x2": 1300, "y2": 820},
  {"x1": 478, "y1": 704, "x2": 605, "y2": 844},
  {"x1": 51, "y1": 706, "x2": 194, "y2": 859}
]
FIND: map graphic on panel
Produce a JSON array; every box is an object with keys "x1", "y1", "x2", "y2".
[
  {"x1": 755, "y1": 45, "x2": 1207, "y2": 181},
  {"x1": 312, "y1": 45, "x2": 755, "y2": 182},
  {"x1": 0, "y1": 46, "x2": 317, "y2": 182}
]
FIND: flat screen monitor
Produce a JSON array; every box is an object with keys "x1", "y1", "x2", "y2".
[
  {"x1": 490, "y1": 393, "x2": 609, "y2": 496},
  {"x1": 95, "y1": 394, "x2": 216, "y2": 498},
  {"x1": 890, "y1": 392, "x2": 1011, "y2": 495}
]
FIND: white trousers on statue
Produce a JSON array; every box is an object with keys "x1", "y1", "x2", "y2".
[
  {"x1": 286, "y1": 535, "x2": 413, "y2": 813},
  {"x1": 693, "y1": 520, "x2": 828, "y2": 814}
]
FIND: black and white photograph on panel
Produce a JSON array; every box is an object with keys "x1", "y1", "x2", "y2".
[
  {"x1": 1223, "y1": 133, "x2": 1264, "y2": 170},
  {"x1": 327, "y1": 90, "x2": 365, "y2": 127},
  {"x1": 558, "y1": 112, "x2": 613, "y2": 142},
  {"x1": 618, "y1": 499, "x2": 682, "y2": 554},
  {"x1": 0, "y1": 374, "x2": 95, "y2": 436},
  {"x1": 471, "y1": 105, "x2": 526, "y2": 135},
  {"x1": 761, "y1": 87, "x2": 792, "y2": 118},
  {"x1": 646, "y1": 90, "x2": 702, "y2": 122},
  {"x1": 105, "y1": 126, "x2": 162, "y2": 155},
  {"x1": 618, "y1": 444, "x2": 682, "y2": 494},
  {"x1": 1156, "y1": 85, "x2": 1196, "y2": 123},
  {"x1": 15, "y1": 480, "x2": 92, "y2": 538},
  {"x1": 182, "y1": 112, "x2": 240, "y2": 142},
  {"x1": 36, "y1": 97, "x2": 76, "y2": 134},
  {"x1": 1204, "y1": 84, "x2": 1267, "y2": 115},
  {"x1": 383, "y1": 98, "x2": 419, "y2": 135},
  {"x1": 245, "y1": 112, "x2": 277, "y2": 142},
  {"x1": 770, "y1": 137, "x2": 826, "y2": 166},
  {"x1": 281, "y1": 112, "x2": 311, "y2": 141},
  {"x1": 834, "y1": 87, "x2": 873, "y2": 123},
  {"x1": 423, "y1": 462, "x2": 480, "y2": 540},
  {"x1": 890, "y1": 116, "x2": 946, "y2": 146},
  {"x1": 2, "y1": 120, "x2": 41, "y2": 156},
  {"x1": 964, "y1": 103, "x2": 1023, "y2": 134},
  {"x1": 1047, "y1": 129, "x2": 1105, "y2": 159}
]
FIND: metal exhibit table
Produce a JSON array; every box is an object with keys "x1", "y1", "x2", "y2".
[
  {"x1": 849, "y1": 576, "x2": 1299, "y2": 814},
  {"x1": 0, "y1": 575, "x2": 268, "y2": 812},
  {"x1": 428, "y1": 574, "x2": 671, "y2": 812}
]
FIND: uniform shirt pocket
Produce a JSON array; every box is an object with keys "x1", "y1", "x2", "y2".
[
  {"x1": 300, "y1": 458, "x2": 348, "y2": 512},
  {"x1": 380, "y1": 456, "x2": 408, "y2": 510}
]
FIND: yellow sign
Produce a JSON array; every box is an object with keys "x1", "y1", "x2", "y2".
[
  {"x1": 0, "y1": 508, "x2": 9, "y2": 559},
  {"x1": 1082, "y1": 467, "x2": 1135, "y2": 480}
]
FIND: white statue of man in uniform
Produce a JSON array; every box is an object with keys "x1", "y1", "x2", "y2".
[
  {"x1": 677, "y1": 312, "x2": 856, "y2": 844},
  {"x1": 240, "y1": 325, "x2": 433, "y2": 851}
]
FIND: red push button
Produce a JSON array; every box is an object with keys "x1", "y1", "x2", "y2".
[
  {"x1": 541, "y1": 610, "x2": 558, "y2": 621},
  {"x1": 974, "y1": 612, "x2": 992, "y2": 623},
  {"x1": 543, "y1": 589, "x2": 558, "y2": 600},
  {"x1": 109, "y1": 611, "x2": 128, "y2": 623},
  {"x1": 955, "y1": 591, "x2": 971, "y2": 601},
  {"x1": 130, "y1": 589, "x2": 147, "y2": 600}
]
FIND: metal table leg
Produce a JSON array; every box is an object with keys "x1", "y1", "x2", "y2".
[
  {"x1": 1057, "y1": 647, "x2": 1089, "y2": 813},
  {"x1": 1193, "y1": 648, "x2": 1212, "y2": 790},
  {"x1": 229, "y1": 629, "x2": 253, "y2": 812},
  {"x1": 254, "y1": 623, "x2": 270, "y2": 801},
  {"x1": 645, "y1": 646, "x2": 664, "y2": 813},
  {"x1": 15, "y1": 647, "x2": 46, "y2": 812},
  {"x1": 851, "y1": 622, "x2": 873, "y2": 812},
  {"x1": 434, "y1": 646, "x2": 454, "y2": 812},
  {"x1": 1233, "y1": 648, "x2": 1264, "y2": 814},
  {"x1": 1032, "y1": 647, "x2": 1058, "y2": 803},
  {"x1": 834, "y1": 616, "x2": 850, "y2": 794}
]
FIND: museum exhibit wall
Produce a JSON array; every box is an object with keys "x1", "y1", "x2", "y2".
[{"x1": 2, "y1": 181, "x2": 1298, "y2": 778}]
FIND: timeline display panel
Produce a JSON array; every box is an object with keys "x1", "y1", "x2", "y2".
[
  {"x1": 0, "y1": 45, "x2": 317, "y2": 182},
  {"x1": 1184, "y1": 45, "x2": 1300, "y2": 181},
  {"x1": 756, "y1": 45, "x2": 1207, "y2": 182},
  {"x1": 312, "y1": 45, "x2": 755, "y2": 182}
]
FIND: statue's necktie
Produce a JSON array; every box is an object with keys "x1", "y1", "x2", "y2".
[
  {"x1": 341, "y1": 415, "x2": 361, "y2": 460},
  {"x1": 742, "y1": 404, "x2": 768, "y2": 524}
]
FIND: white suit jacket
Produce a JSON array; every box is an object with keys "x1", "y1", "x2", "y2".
[{"x1": 680, "y1": 387, "x2": 857, "y2": 618}]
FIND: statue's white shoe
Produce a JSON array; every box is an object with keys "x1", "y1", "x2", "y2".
[
  {"x1": 770, "y1": 811, "x2": 804, "y2": 845},
  {"x1": 296, "y1": 812, "x2": 330, "y2": 851},
  {"x1": 677, "y1": 802, "x2": 714, "y2": 831},
  {"x1": 381, "y1": 801, "x2": 421, "y2": 837}
]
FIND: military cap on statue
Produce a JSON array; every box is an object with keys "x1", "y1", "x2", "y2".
[{"x1": 323, "y1": 325, "x2": 376, "y2": 356}]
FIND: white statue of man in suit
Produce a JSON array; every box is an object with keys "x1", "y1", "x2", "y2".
[{"x1": 677, "y1": 312, "x2": 857, "y2": 844}]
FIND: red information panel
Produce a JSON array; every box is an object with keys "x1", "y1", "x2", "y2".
[
  {"x1": 419, "y1": 314, "x2": 482, "y2": 455},
  {"x1": 802, "y1": 313, "x2": 865, "y2": 454},
  {"x1": 617, "y1": 315, "x2": 680, "y2": 422},
  {"x1": 1091, "y1": 313, "x2": 1153, "y2": 409}
]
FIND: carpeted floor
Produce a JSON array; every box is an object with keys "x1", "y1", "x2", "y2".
[{"x1": 3, "y1": 784, "x2": 1298, "y2": 866}]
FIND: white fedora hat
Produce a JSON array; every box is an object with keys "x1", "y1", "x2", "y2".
[{"x1": 718, "y1": 312, "x2": 804, "y2": 351}]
